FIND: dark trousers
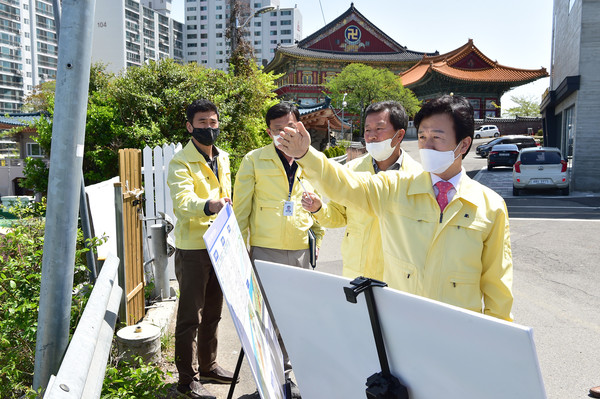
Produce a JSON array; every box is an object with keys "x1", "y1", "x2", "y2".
[{"x1": 174, "y1": 248, "x2": 224, "y2": 385}]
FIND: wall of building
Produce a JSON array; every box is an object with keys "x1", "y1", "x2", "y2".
[
  {"x1": 547, "y1": 0, "x2": 600, "y2": 192},
  {"x1": 571, "y1": 0, "x2": 600, "y2": 191},
  {"x1": 475, "y1": 118, "x2": 543, "y2": 137},
  {"x1": 92, "y1": 0, "x2": 183, "y2": 75},
  {"x1": 550, "y1": 0, "x2": 582, "y2": 90},
  {"x1": 92, "y1": 0, "x2": 127, "y2": 73}
]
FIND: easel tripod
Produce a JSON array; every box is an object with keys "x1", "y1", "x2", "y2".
[{"x1": 345, "y1": 277, "x2": 410, "y2": 399}]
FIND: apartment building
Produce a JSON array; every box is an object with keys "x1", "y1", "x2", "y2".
[
  {"x1": 93, "y1": 0, "x2": 184, "y2": 74},
  {"x1": 0, "y1": 0, "x2": 58, "y2": 113},
  {"x1": 0, "y1": 0, "x2": 183, "y2": 112},
  {"x1": 184, "y1": 0, "x2": 301, "y2": 70}
]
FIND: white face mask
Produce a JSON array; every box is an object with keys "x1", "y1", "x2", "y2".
[
  {"x1": 272, "y1": 134, "x2": 281, "y2": 146},
  {"x1": 365, "y1": 131, "x2": 399, "y2": 162},
  {"x1": 419, "y1": 141, "x2": 462, "y2": 174}
]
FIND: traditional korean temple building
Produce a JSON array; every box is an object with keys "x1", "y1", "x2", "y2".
[
  {"x1": 265, "y1": 3, "x2": 548, "y2": 121},
  {"x1": 400, "y1": 39, "x2": 548, "y2": 118},
  {"x1": 264, "y1": 3, "x2": 435, "y2": 106}
]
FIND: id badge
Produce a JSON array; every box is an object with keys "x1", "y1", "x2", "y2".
[{"x1": 283, "y1": 201, "x2": 294, "y2": 216}]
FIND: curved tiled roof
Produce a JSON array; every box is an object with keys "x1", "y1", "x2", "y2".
[
  {"x1": 298, "y1": 97, "x2": 332, "y2": 115},
  {"x1": 0, "y1": 112, "x2": 45, "y2": 127},
  {"x1": 401, "y1": 40, "x2": 548, "y2": 86},
  {"x1": 275, "y1": 45, "x2": 425, "y2": 63},
  {"x1": 297, "y1": 97, "x2": 351, "y2": 130}
]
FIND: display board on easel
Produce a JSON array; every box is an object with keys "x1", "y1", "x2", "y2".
[
  {"x1": 203, "y1": 204, "x2": 285, "y2": 399},
  {"x1": 255, "y1": 260, "x2": 547, "y2": 399}
]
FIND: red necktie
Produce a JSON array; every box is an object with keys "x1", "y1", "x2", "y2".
[{"x1": 435, "y1": 181, "x2": 453, "y2": 212}]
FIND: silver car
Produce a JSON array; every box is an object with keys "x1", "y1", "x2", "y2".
[{"x1": 512, "y1": 147, "x2": 569, "y2": 196}]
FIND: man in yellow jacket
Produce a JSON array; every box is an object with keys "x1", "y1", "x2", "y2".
[
  {"x1": 301, "y1": 101, "x2": 422, "y2": 281},
  {"x1": 234, "y1": 102, "x2": 325, "y2": 268},
  {"x1": 167, "y1": 99, "x2": 236, "y2": 399},
  {"x1": 233, "y1": 102, "x2": 325, "y2": 393},
  {"x1": 278, "y1": 95, "x2": 514, "y2": 321}
]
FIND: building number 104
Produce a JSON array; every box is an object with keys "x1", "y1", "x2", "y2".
[{"x1": 97, "y1": 22, "x2": 107, "y2": 28}]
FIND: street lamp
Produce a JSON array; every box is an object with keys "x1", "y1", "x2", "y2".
[
  {"x1": 231, "y1": 5, "x2": 276, "y2": 56},
  {"x1": 341, "y1": 92, "x2": 348, "y2": 140}
]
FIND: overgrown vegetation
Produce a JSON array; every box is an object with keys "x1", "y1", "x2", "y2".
[
  {"x1": 0, "y1": 201, "x2": 91, "y2": 398},
  {"x1": 101, "y1": 355, "x2": 170, "y2": 399},
  {"x1": 21, "y1": 59, "x2": 280, "y2": 193},
  {"x1": 0, "y1": 202, "x2": 173, "y2": 398}
]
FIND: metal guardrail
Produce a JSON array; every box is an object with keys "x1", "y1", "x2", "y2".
[{"x1": 43, "y1": 254, "x2": 122, "y2": 399}]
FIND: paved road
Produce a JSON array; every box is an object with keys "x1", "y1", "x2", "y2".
[{"x1": 195, "y1": 137, "x2": 600, "y2": 399}]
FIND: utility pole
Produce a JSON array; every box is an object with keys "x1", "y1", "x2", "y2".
[
  {"x1": 33, "y1": 0, "x2": 96, "y2": 391},
  {"x1": 341, "y1": 92, "x2": 348, "y2": 140},
  {"x1": 229, "y1": 2, "x2": 274, "y2": 73}
]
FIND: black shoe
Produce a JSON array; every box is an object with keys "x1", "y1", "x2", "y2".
[
  {"x1": 176, "y1": 380, "x2": 216, "y2": 399},
  {"x1": 245, "y1": 390, "x2": 260, "y2": 399},
  {"x1": 200, "y1": 365, "x2": 239, "y2": 384}
]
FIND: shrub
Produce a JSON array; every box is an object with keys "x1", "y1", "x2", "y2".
[
  {"x1": 101, "y1": 355, "x2": 170, "y2": 399},
  {"x1": 323, "y1": 146, "x2": 347, "y2": 158},
  {"x1": 0, "y1": 200, "x2": 92, "y2": 398}
]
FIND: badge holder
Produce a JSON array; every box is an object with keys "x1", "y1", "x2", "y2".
[{"x1": 344, "y1": 277, "x2": 410, "y2": 399}]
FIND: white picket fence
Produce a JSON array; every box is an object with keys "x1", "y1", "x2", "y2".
[
  {"x1": 142, "y1": 142, "x2": 182, "y2": 279},
  {"x1": 142, "y1": 143, "x2": 181, "y2": 226}
]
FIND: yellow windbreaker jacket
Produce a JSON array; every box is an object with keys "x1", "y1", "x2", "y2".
[
  {"x1": 167, "y1": 141, "x2": 231, "y2": 250},
  {"x1": 233, "y1": 143, "x2": 325, "y2": 250},
  {"x1": 298, "y1": 147, "x2": 513, "y2": 321},
  {"x1": 313, "y1": 152, "x2": 422, "y2": 280}
]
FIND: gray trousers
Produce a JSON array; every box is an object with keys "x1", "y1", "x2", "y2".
[{"x1": 251, "y1": 246, "x2": 310, "y2": 269}]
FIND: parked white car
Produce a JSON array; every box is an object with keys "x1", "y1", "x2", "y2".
[
  {"x1": 512, "y1": 147, "x2": 569, "y2": 196},
  {"x1": 474, "y1": 125, "x2": 500, "y2": 138}
]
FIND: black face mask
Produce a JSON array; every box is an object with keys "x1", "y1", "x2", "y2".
[{"x1": 191, "y1": 127, "x2": 220, "y2": 146}]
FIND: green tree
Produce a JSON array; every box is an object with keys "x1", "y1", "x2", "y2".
[
  {"x1": 21, "y1": 80, "x2": 56, "y2": 113},
  {"x1": 21, "y1": 59, "x2": 279, "y2": 192},
  {"x1": 502, "y1": 94, "x2": 541, "y2": 117},
  {"x1": 324, "y1": 63, "x2": 421, "y2": 134}
]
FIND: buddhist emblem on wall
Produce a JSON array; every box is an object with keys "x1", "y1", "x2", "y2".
[{"x1": 342, "y1": 25, "x2": 366, "y2": 52}]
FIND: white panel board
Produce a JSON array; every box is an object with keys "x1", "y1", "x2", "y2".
[
  {"x1": 85, "y1": 176, "x2": 120, "y2": 260},
  {"x1": 255, "y1": 261, "x2": 547, "y2": 399},
  {"x1": 203, "y1": 204, "x2": 286, "y2": 399}
]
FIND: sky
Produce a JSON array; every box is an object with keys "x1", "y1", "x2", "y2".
[{"x1": 172, "y1": 0, "x2": 553, "y2": 111}]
